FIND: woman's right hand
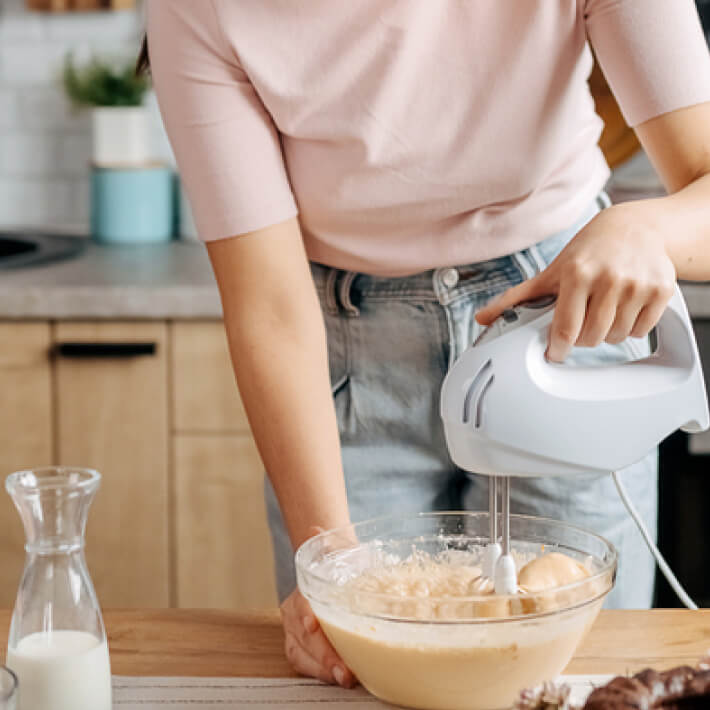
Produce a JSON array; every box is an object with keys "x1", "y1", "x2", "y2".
[{"x1": 281, "y1": 588, "x2": 356, "y2": 688}]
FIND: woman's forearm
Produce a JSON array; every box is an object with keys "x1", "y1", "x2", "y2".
[
  {"x1": 207, "y1": 219, "x2": 350, "y2": 550},
  {"x1": 634, "y1": 103, "x2": 710, "y2": 282},
  {"x1": 653, "y1": 172, "x2": 710, "y2": 281}
]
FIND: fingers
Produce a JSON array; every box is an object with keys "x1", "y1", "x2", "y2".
[
  {"x1": 299, "y1": 624, "x2": 355, "y2": 687},
  {"x1": 292, "y1": 596, "x2": 354, "y2": 685},
  {"x1": 281, "y1": 590, "x2": 356, "y2": 688},
  {"x1": 631, "y1": 293, "x2": 671, "y2": 338},
  {"x1": 602, "y1": 282, "x2": 673, "y2": 344},
  {"x1": 475, "y1": 275, "x2": 546, "y2": 326},
  {"x1": 547, "y1": 281, "x2": 589, "y2": 362},
  {"x1": 285, "y1": 625, "x2": 355, "y2": 687},
  {"x1": 576, "y1": 287, "x2": 618, "y2": 348},
  {"x1": 303, "y1": 613, "x2": 319, "y2": 634},
  {"x1": 284, "y1": 631, "x2": 339, "y2": 684},
  {"x1": 605, "y1": 291, "x2": 647, "y2": 344},
  {"x1": 474, "y1": 252, "x2": 671, "y2": 360}
]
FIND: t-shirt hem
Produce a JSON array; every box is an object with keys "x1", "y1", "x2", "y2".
[{"x1": 197, "y1": 203, "x2": 300, "y2": 242}]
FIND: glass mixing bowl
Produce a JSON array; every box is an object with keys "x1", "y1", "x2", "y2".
[{"x1": 296, "y1": 512, "x2": 616, "y2": 710}]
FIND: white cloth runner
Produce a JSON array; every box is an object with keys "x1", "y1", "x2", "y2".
[{"x1": 112, "y1": 675, "x2": 614, "y2": 708}]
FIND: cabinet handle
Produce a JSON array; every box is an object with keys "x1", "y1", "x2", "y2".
[{"x1": 53, "y1": 342, "x2": 157, "y2": 358}]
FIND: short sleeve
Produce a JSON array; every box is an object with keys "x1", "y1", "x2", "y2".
[
  {"x1": 585, "y1": 0, "x2": 710, "y2": 126},
  {"x1": 146, "y1": 0, "x2": 298, "y2": 241}
]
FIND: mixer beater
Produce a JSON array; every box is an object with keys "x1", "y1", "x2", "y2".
[{"x1": 483, "y1": 476, "x2": 517, "y2": 594}]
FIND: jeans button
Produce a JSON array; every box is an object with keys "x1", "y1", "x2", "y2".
[{"x1": 442, "y1": 268, "x2": 459, "y2": 288}]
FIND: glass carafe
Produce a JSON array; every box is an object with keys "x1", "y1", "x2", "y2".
[{"x1": 5, "y1": 467, "x2": 112, "y2": 710}]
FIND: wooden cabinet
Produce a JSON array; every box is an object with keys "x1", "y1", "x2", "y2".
[
  {"x1": 0, "y1": 319, "x2": 277, "y2": 610},
  {"x1": 171, "y1": 322, "x2": 249, "y2": 433},
  {"x1": 54, "y1": 322, "x2": 170, "y2": 607},
  {"x1": 0, "y1": 324, "x2": 53, "y2": 606},
  {"x1": 174, "y1": 436, "x2": 276, "y2": 608},
  {"x1": 171, "y1": 323, "x2": 277, "y2": 609}
]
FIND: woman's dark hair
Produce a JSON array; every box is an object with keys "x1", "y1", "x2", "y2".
[{"x1": 136, "y1": 36, "x2": 150, "y2": 76}]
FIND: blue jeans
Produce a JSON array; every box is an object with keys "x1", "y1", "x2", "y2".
[{"x1": 265, "y1": 194, "x2": 657, "y2": 608}]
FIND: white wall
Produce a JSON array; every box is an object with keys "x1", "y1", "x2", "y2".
[{"x1": 0, "y1": 0, "x2": 171, "y2": 232}]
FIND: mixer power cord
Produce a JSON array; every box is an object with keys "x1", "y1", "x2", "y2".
[{"x1": 612, "y1": 471, "x2": 698, "y2": 610}]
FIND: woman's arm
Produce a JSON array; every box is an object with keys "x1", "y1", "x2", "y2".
[
  {"x1": 635, "y1": 102, "x2": 710, "y2": 280},
  {"x1": 145, "y1": 2, "x2": 353, "y2": 686},
  {"x1": 477, "y1": 101, "x2": 710, "y2": 362},
  {"x1": 208, "y1": 218, "x2": 349, "y2": 550},
  {"x1": 207, "y1": 217, "x2": 354, "y2": 687},
  {"x1": 479, "y1": 0, "x2": 710, "y2": 360}
]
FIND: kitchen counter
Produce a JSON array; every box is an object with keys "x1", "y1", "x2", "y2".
[
  {"x1": 0, "y1": 609, "x2": 706, "y2": 677},
  {"x1": 0, "y1": 240, "x2": 222, "y2": 320},
  {"x1": 1, "y1": 239, "x2": 709, "y2": 320}
]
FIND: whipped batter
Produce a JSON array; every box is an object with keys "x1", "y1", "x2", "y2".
[
  {"x1": 340, "y1": 550, "x2": 593, "y2": 620},
  {"x1": 313, "y1": 550, "x2": 603, "y2": 710}
]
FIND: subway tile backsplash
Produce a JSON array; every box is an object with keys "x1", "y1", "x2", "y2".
[{"x1": 0, "y1": 0, "x2": 169, "y2": 232}]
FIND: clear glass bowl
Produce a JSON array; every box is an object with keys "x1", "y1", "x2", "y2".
[{"x1": 296, "y1": 512, "x2": 616, "y2": 710}]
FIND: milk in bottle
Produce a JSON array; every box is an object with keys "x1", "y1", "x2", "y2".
[{"x1": 5, "y1": 467, "x2": 112, "y2": 710}]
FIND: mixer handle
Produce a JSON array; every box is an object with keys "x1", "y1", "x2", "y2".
[
  {"x1": 530, "y1": 283, "x2": 710, "y2": 433},
  {"x1": 654, "y1": 283, "x2": 696, "y2": 363}
]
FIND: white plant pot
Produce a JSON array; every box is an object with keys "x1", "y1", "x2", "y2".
[{"x1": 91, "y1": 106, "x2": 149, "y2": 166}]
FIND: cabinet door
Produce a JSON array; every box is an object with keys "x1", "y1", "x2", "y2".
[
  {"x1": 54, "y1": 322, "x2": 169, "y2": 607},
  {"x1": 174, "y1": 435, "x2": 277, "y2": 609},
  {"x1": 0, "y1": 323, "x2": 53, "y2": 605},
  {"x1": 171, "y1": 322, "x2": 277, "y2": 608},
  {"x1": 171, "y1": 321, "x2": 249, "y2": 433}
]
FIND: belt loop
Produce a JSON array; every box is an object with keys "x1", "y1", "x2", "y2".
[
  {"x1": 512, "y1": 251, "x2": 536, "y2": 280},
  {"x1": 597, "y1": 191, "x2": 612, "y2": 210},
  {"x1": 324, "y1": 268, "x2": 339, "y2": 316},
  {"x1": 339, "y1": 271, "x2": 361, "y2": 317},
  {"x1": 527, "y1": 244, "x2": 548, "y2": 274}
]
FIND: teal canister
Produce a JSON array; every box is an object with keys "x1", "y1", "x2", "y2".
[{"x1": 90, "y1": 164, "x2": 175, "y2": 244}]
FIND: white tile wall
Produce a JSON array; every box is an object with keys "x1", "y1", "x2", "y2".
[{"x1": 0, "y1": 0, "x2": 171, "y2": 232}]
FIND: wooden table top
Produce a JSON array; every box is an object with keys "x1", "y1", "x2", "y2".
[{"x1": 0, "y1": 609, "x2": 708, "y2": 677}]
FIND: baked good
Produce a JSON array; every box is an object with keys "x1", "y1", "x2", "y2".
[
  {"x1": 583, "y1": 665, "x2": 710, "y2": 709},
  {"x1": 514, "y1": 658, "x2": 710, "y2": 710}
]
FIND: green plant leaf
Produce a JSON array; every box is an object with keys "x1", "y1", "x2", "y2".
[{"x1": 63, "y1": 52, "x2": 150, "y2": 108}]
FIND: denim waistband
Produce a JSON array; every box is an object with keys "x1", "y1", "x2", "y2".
[{"x1": 312, "y1": 193, "x2": 609, "y2": 315}]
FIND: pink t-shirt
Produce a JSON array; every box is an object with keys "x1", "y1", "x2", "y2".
[{"x1": 147, "y1": 1, "x2": 710, "y2": 277}]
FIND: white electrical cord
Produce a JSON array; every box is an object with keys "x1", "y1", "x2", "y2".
[{"x1": 612, "y1": 471, "x2": 698, "y2": 610}]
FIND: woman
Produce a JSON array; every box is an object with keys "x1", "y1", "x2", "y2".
[{"x1": 145, "y1": 1, "x2": 710, "y2": 687}]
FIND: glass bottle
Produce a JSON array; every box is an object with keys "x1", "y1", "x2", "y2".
[{"x1": 5, "y1": 467, "x2": 112, "y2": 710}]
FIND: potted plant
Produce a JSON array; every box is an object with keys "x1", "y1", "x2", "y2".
[
  {"x1": 63, "y1": 53, "x2": 150, "y2": 166},
  {"x1": 63, "y1": 54, "x2": 174, "y2": 244}
]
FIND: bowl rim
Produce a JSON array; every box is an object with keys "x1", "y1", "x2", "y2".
[{"x1": 296, "y1": 511, "x2": 617, "y2": 624}]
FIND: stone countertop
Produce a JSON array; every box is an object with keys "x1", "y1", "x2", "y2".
[
  {"x1": 1, "y1": 239, "x2": 709, "y2": 320},
  {"x1": 0, "y1": 240, "x2": 223, "y2": 320}
]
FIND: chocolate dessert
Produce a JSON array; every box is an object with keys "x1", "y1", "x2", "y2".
[
  {"x1": 583, "y1": 665, "x2": 710, "y2": 709},
  {"x1": 514, "y1": 658, "x2": 710, "y2": 710}
]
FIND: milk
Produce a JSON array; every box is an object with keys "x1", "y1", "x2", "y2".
[{"x1": 6, "y1": 630, "x2": 111, "y2": 710}]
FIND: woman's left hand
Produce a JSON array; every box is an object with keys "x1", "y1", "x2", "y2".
[{"x1": 475, "y1": 201, "x2": 676, "y2": 362}]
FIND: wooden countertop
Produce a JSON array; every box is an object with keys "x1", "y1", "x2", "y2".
[{"x1": 0, "y1": 609, "x2": 708, "y2": 677}]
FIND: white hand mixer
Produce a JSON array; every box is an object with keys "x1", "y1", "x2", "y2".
[{"x1": 440, "y1": 284, "x2": 709, "y2": 602}]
